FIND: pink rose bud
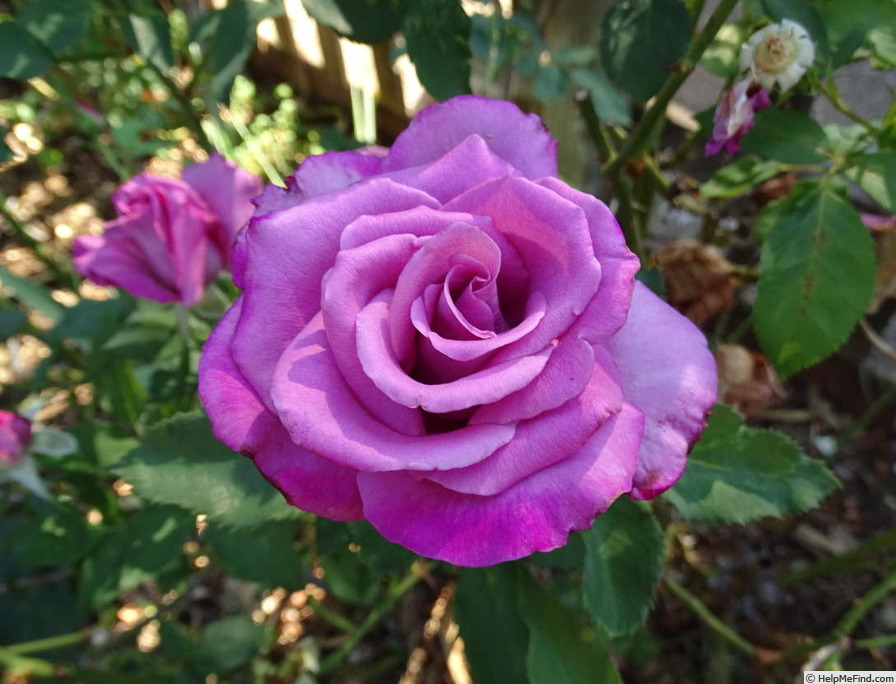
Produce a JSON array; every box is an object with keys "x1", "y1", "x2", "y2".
[
  {"x1": 0, "y1": 410, "x2": 32, "y2": 467},
  {"x1": 705, "y1": 79, "x2": 772, "y2": 156},
  {"x1": 73, "y1": 154, "x2": 262, "y2": 306},
  {"x1": 200, "y1": 96, "x2": 717, "y2": 567},
  {"x1": 860, "y1": 213, "x2": 896, "y2": 232}
]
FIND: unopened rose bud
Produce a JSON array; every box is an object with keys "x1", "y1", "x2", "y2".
[
  {"x1": 0, "y1": 410, "x2": 32, "y2": 467},
  {"x1": 740, "y1": 19, "x2": 815, "y2": 92}
]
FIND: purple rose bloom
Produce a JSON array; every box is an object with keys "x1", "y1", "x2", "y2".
[
  {"x1": 0, "y1": 411, "x2": 31, "y2": 467},
  {"x1": 200, "y1": 96, "x2": 717, "y2": 567},
  {"x1": 74, "y1": 154, "x2": 262, "y2": 306},
  {"x1": 705, "y1": 79, "x2": 772, "y2": 156}
]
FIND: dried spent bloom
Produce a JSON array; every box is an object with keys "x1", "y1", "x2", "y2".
[
  {"x1": 705, "y1": 78, "x2": 772, "y2": 156},
  {"x1": 739, "y1": 19, "x2": 815, "y2": 92}
]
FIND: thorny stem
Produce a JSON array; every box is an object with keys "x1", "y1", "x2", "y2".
[
  {"x1": 665, "y1": 578, "x2": 757, "y2": 657},
  {"x1": 603, "y1": 0, "x2": 741, "y2": 177},
  {"x1": 576, "y1": 92, "x2": 646, "y2": 261},
  {"x1": 318, "y1": 561, "x2": 430, "y2": 676}
]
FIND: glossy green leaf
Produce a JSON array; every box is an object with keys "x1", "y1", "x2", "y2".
[
  {"x1": 191, "y1": 1, "x2": 285, "y2": 103},
  {"x1": 455, "y1": 566, "x2": 529, "y2": 684},
  {"x1": 516, "y1": 569, "x2": 622, "y2": 684},
  {"x1": 847, "y1": 151, "x2": 896, "y2": 212},
  {"x1": 10, "y1": 506, "x2": 95, "y2": 569},
  {"x1": 665, "y1": 405, "x2": 838, "y2": 522},
  {"x1": 0, "y1": 264, "x2": 65, "y2": 323},
  {"x1": 80, "y1": 506, "x2": 193, "y2": 608},
  {"x1": 700, "y1": 157, "x2": 783, "y2": 198},
  {"x1": 582, "y1": 498, "x2": 664, "y2": 637},
  {"x1": 197, "y1": 616, "x2": 268, "y2": 674},
  {"x1": 571, "y1": 69, "x2": 631, "y2": 126},
  {"x1": 17, "y1": 0, "x2": 92, "y2": 57},
  {"x1": 0, "y1": 20, "x2": 54, "y2": 79},
  {"x1": 600, "y1": 0, "x2": 690, "y2": 104},
  {"x1": 754, "y1": 179, "x2": 875, "y2": 377},
  {"x1": 301, "y1": 0, "x2": 404, "y2": 43},
  {"x1": 404, "y1": 0, "x2": 472, "y2": 100},
  {"x1": 741, "y1": 110, "x2": 827, "y2": 164},
  {"x1": 113, "y1": 413, "x2": 300, "y2": 528},
  {"x1": 206, "y1": 521, "x2": 305, "y2": 590},
  {"x1": 123, "y1": 13, "x2": 174, "y2": 73}
]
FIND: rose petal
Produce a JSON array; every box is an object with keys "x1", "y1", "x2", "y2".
[
  {"x1": 383, "y1": 134, "x2": 520, "y2": 203},
  {"x1": 446, "y1": 176, "x2": 602, "y2": 359},
  {"x1": 534, "y1": 178, "x2": 640, "y2": 345},
  {"x1": 427, "y1": 348, "x2": 625, "y2": 496},
  {"x1": 356, "y1": 291, "x2": 552, "y2": 413},
  {"x1": 199, "y1": 299, "x2": 363, "y2": 519},
  {"x1": 603, "y1": 283, "x2": 717, "y2": 498},
  {"x1": 232, "y1": 179, "x2": 440, "y2": 405},
  {"x1": 253, "y1": 148, "x2": 386, "y2": 215},
  {"x1": 271, "y1": 313, "x2": 517, "y2": 472},
  {"x1": 384, "y1": 95, "x2": 558, "y2": 179},
  {"x1": 73, "y1": 231, "x2": 180, "y2": 304},
  {"x1": 358, "y1": 403, "x2": 643, "y2": 567},
  {"x1": 182, "y1": 153, "x2": 263, "y2": 247}
]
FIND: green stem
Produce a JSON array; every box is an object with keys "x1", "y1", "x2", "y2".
[
  {"x1": 782, "y1": 525, "x2": 896, "y2": 586},
  {"x1": 855, "y1": 634, "x2": 896, "y2": 650},
  {"x1": 666, "y1": 578, "x2": 757, "y2": 657},
  {"x1": 817, "y1": 81, "x2": 876, "y2": 134},
  {"x1": 576, "y1": 93, "x2": 645, "y2": 261},
  {"x1": 834, "y1": 567, "x2": 896, "y2": 637},
  {"x1": 306, "y1": 596, "x2": 357, "y2": 633},
  {"x1": 2, "y1": 629, "x2": 87, "y2": 655},
  {"x1": 603, "y1": 0, "x2": 740, "y2": 177},
  {"x1": 318, "y1": 563, "x2": 427, "y2": 675}
]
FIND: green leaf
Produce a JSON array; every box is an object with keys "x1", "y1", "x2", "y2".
[
  {"x1": 315, "y1": 519, "x2": 415, "y2": 604},
  {"x1": 582, "y1": 498, "x2": 664, "y2": 637},
  {"x1": 700, "y1": 157, "x2": 783, "y2": 199},
  {"x1": 664, "y1": 405, "x2": 838, "y2": 523},
  {"x1": 753, "y1": 179, "x2": 875, "y2": 377},
  {"x1": 0, "y1": 20, "x2": 54, "y2": 79},
  {"x1": 191, "y1": 1, "x2": 285, "y2": 103},
  {"x1": 0, "y1": 305, "x2": 27, "y2": 341},
  {"x1": 197, "y1": 616, "x2": 267, "y2": 674},
  {"x1": 570, "y1": 69, "x2": 631, "y2": 126},
  {"x1": 533, "y1": 64, "x2": 568, "y2": 102},
  {"x1": 69, "y1": 421, "x2": 140, "y2": 469},
  {"x1": 741, "y1": 109, "x2": 827, "y2": 165},
  {"x1": 759, "y1": 0, "x2": 829, "y2": 63},
  {"x1": 300, "y1": 0, "x2": 404, "y2": 43},
  {"x1": 454, "y1": 566, "x2": 529, "y2": 684},
  {"x1": 0, "y1": 264, "x2": 65, "y2": 323},
  {"x1": 700, "y1": 23, "x2": 747, "y2": 78},
  {"x1": 600, "y1": 0, "x2": 690, "y2": 104},
  {"x1": 10, "y1": 506, "x2": 95, "y2": 568},
  {"x1": 817, "y1": 0, "x2": 894, "y2": 66},
  {"x1": 403, "y1": 0, "x2": 472, "y2": 100},
  {"x1": 205, "y1": 521, "x2": 305, "y2": 590},
  {"x1": 81, "y1": 506, "x2": 193, "y2": 609},
  {"x1": 112, "y1": 412, "x2": 299, "y2": 529},
  {"x1": 17, "y1": 0, "x2": 92, "y2": 57},
  {"x1": 516, "y1": 569, "x2": 622, "y2": 684},
  {"x1": 847, "y1": 151, "x2": 896, "y2": 212},
  {"x1": 123, "y1": 13, "x2": 174, "y2": 73},
  {"x1": 868, "y1": 25, "x2": 896, "y2": 68},
  {"x1": 0, "y1": 132, "x2": 12, "y2": 164},
  {"x1": 97, "y1": 359, "x2": 146, "y2": 427}
]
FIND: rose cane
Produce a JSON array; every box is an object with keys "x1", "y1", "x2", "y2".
[
  {"x1": 200, "y1": 96, "x2": 717, "y2": 567},
  {"x1": 73, "y1": 154, "x2": 261, "y2": 306}
]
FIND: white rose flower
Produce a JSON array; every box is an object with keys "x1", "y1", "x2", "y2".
[{"x1": 739, "y1": 19, "x2": 815, "y2": 92}]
